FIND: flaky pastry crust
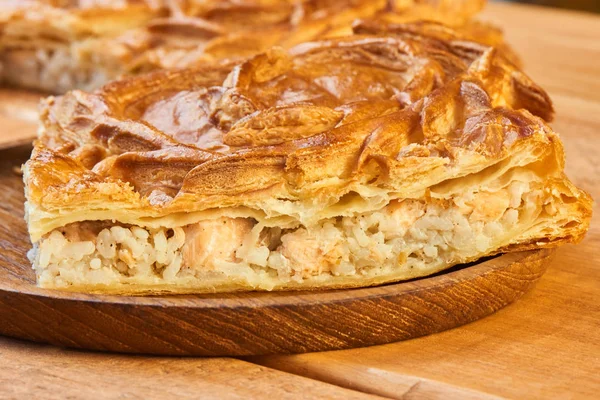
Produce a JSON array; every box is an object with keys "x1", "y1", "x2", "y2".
[{"x1": 24, "y1": 22, "x2": 592, "y2": 293}]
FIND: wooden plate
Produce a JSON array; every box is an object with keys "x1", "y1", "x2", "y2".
[{"x1": 0, "y1": 146, "x2": 555, "y2": 356}]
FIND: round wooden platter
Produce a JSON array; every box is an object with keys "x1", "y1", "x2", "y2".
[{"x1": 0, "y1": 146, "x2": 555, "y2": 356}]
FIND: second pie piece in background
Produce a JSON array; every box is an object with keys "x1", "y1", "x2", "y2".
[{"x1": 0, "y1": 0, "x2": 490, "y2": 93}]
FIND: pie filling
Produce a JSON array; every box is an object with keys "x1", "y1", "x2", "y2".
[{"x1": 31, "y1": 181, "x2": 550, "y2": 289}]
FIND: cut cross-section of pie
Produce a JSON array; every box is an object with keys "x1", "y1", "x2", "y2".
[
  {"x1": 1, "y1": 0, "x2": 491, "y2": 93},
  {"x1": 24, "y1": 22, "x2": 592, "y2": 294}
]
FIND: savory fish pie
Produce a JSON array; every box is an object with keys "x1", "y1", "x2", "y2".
[
  {"x1": 24, "y1": 23, "x2": 592, "y2": 293},
  {"x1": 1, "y1": 0, "x2": 488, "y2": 93}
]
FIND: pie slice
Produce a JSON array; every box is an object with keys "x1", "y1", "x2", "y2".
[
  {"x1": 24, "y1": 22, "x2": 592, "y2": 294},
  {"x1": 1, "y1": 0, "x2": 489, "y2": 93}
]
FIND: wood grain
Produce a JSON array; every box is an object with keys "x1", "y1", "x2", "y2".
[
  {"x1": 0, "y1": 145, "x2": 553, "y2": 356},
  {"x1": 255, "y1": 240, "x2": 600, "y2": 398},
  {"x1": 0, "y1": 337, "x2": 383, "y2": 400},
  {"x1": 253, "y1": 3, "x2": 600, "y2": 399}
]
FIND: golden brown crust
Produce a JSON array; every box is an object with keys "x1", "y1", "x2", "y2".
[
  {"x1": 352, "y1": 18, "x2": 522, "y2": 67},
  {"x1": 24, "y1": 23, "x2": 592, "y2": 257}
]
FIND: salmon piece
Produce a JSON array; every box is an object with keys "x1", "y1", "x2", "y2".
[
  {"x1": 59, "y1": 221, "x2": 114, "y2": 242},
  {"x1": 182, "y1": 217, "x2": 254, "y2": 270},
  {"x1": 469, "y1": 190, "x2": 511, "y2": 222},
  {"x1": 280, "y1": 228, "x2": 342, "y2": 278}
]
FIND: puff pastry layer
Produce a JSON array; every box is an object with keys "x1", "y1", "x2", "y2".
[
  {"x1": 24, "y1": 22, "x2": 592, "y2": 294},
  {"x1": 0, "y1": 0, "x2": 493, "y2": 93}
]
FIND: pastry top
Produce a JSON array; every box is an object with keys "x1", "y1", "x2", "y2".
[
  {"x1": 25, "y1": 21, "x2": 592, "y2": 243},
  {"x1": 353, "y1": 18, "x2": 521, "y2": 66},
  {"x1": 0, "y1": 0, "x2": 489, "y2": 75}
]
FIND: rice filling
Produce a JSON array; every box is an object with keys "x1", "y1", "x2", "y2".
[{"x1": 30, "y1": 181, "x2": 546, "y2": 289}]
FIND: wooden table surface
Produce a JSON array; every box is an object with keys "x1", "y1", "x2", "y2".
[{"x1": 0, "y1": 2, "x2": 598, "y2": 399}]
